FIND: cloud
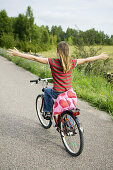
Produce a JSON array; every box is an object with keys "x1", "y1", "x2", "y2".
[
  {"x1": 0, "y1": 0, "x2": 113, "y2": 35},
  {"x1": 39, "y1": 11, "x2": 75, "y2": 23}
]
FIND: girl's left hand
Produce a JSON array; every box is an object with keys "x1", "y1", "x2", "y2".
[{"x1": 99, "y1": 52, "x2": 108, "y2": 60}]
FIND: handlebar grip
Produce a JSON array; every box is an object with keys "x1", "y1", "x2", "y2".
[
  {"x1": 30, "y1": 78, "x2": 41, "y2": 84},
  {"x1": 30, "y1": 80, "x2": 38, "y2": 83}
]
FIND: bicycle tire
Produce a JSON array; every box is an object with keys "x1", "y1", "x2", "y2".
[
  {"x1": 59, "y1": 112, "x2": 84, "y2": 156},
  {"x1": 36, "y1": 94, "x2": 52, "y2": 129}
]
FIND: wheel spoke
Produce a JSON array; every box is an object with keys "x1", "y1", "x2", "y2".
[
  {"x1": 36, "y1": 95, "x2": 52, "y2": 129},
  {"x1": 60, "y1": 113, "x2": 84, "y2": 156}
]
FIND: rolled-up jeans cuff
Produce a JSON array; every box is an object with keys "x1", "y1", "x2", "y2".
[{"x1": 43, "y1": 87, "x2": 62, "y2": 112}]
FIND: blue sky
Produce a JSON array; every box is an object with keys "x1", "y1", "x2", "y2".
[{"x1": 0, "y1": 0, "x2": 113, "y2": 36}]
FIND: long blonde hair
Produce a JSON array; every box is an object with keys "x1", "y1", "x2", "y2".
[{"x1": 57, "y1": 41, "x2": 71, "y2": 73}]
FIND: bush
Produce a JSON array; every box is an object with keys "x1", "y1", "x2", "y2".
[
  {"x1": 0, "y1": 33, "x2": 15, "y2": 48},
  {"x1": 16, "y1": 41, "x2": 36, "y2": 52},
  {"x1": 73, "y1": 45, "x2": 110, "y2": 76},
  {"x1": 15, "y1": 40, "x2": 51, "y2": 53}
]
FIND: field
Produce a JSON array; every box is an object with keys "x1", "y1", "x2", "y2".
[
  {"x1": 40, "y1": 45, "x2": 113, "y2": 57},
  {"x1": 40, "y1": 45, "x2": 113, "y2": 73}
]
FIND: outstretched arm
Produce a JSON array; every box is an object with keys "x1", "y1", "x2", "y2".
[
  {"x1": 8, "y1": 48, "x2": 48, "y2": 64},
  {"x1": 77, "y1": 52, "x2": 108, "y2": 65}
]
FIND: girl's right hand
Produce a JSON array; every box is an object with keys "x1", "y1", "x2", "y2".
[{"x1": 7, "y1": 47, "x2": 20, "y2": 57}]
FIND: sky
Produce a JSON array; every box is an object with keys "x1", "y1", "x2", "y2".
[{"x1": 0, "y1": 0, "x2": 113, "y2": 36}]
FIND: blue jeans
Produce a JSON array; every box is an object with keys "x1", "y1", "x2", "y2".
[{"x1": 43, "y1": 87, "x2": 62, "y2": 112}]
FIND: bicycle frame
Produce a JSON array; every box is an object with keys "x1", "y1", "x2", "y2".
[
  {"x1": 30, "y1": 77, "x2": 80, "y2": 134},
  {"x1": 53, "y1": 114, "x2": 67, "y2": 134},
  {"x1": 53, "y1": 112, "x2": 79, "y2": 136}
]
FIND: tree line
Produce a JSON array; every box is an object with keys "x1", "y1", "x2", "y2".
[{"x1": 0, "y1": 6, "x2": 113, "y2": 52}]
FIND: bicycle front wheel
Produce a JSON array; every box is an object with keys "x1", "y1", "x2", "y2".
[
  {"x1": 36, "y1": 94, "x2": 52, "y2": 129},
  {"x1": 60, "y1": 112, "x2": 84, "y2": 156}
]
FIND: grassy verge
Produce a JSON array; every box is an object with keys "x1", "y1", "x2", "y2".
[
  {"x1": 72, "y1": 69, "x2": 113, "y2": 117},
  {"x1": 0, "y1": 48, "x2": 51, "y2": 78},
  {"x1": 0, "y1": 47, "x2": 113, "y2": 118}
]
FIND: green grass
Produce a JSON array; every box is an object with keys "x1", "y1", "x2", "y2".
[
  {"x1": 40, "y1": 46, "x2": 57, "y2": 58},
  {"x1": 0, "y1": 47, "x2": 113, "y2": 117},
  {"x1": 72, "y1": 69, "x2": 113, "y2": 116},
  {"x1": 0, "y1": 48, "x2": 51, "y2": 78}
]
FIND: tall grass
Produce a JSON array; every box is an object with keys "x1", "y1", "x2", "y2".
[{"x1": 72, "y1": 69, "x2": 113, "y2": 116}]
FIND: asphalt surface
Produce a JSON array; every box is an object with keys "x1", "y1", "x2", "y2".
[{"x1": 0, "y1": 56, "x2": 113, "y2": 170}]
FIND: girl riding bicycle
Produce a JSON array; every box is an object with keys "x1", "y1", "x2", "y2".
[{"x1": 8, "y1": 41, "x2": 108, "y2": 119}]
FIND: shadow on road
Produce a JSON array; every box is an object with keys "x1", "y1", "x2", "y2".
[{"x1": 0, "y1": 113, "x2": 66, "y2": 156}]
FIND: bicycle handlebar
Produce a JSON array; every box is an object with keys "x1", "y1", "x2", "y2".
[{"x1": 30, "y1": 77, "x2": 53, "y2": 84}]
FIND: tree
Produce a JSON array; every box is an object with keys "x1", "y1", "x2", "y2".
[
  {"x1": 31, "y1": 25, "x2": 41, "y2": 44},
  {"x1": 50, "y1": 35, "x2": 57, "y2": 45},
  {"x1": 77, "y1": 31, "x2": 84, "y2": 45},
  {"x1": 13, "y1": 14, "x2": 28, "y2": 41},
  {"x1": 95, "y1": 31, "x2": 105, "y2": 45},
  {"x1": 0, "y1": 10, "x2": 12, "y2": 36},
  {"x1": 68, "y1": 36, "x2": 73, "y2": 45},
  {"x1": 109, "y1": 35, "x2": 113, "y2": 45},
  {"x1": 72, "y1": 29, "x2": 79, "y2": 45},
  {"x1": 84, "y1": 29, "x2": 97, "y2": 45},
  {"x1": 104, "y1": 34, "x2": 111, "y2": 45},
  {"x1": 13, "y1": 6, "x2": 34, "y2": 42},
  {"x1": 65, "y1": 28, "x2": 72, "y2": 39},
  {"x1": 51, "y1": 25, "x2": 65, "y2": 43},
  {"x1": 0, "y1": 33, "x2": 15, "y2": 48},
  {"x1": 41, "y1": 29, "x2": 50, "y2": 44},
  {"x1": 26, "y1": 6, "x2": 34, "y2": 42},
  {"x1": 66, "y1": 28, "x2": 74, "y2": 40}
]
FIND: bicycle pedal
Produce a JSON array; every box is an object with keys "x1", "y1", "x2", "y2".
[
  {"x1": 42, "y1": 112, "x2": 51, "y2": 120},
  {"x1": 56, "y1": 127, "x2": 60, "y2": 133}
]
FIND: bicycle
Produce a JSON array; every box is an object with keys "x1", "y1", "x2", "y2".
[{"x1": 30, "y1": 77, "x2": 84, "y2": 156}]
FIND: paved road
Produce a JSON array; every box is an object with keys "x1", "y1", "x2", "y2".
[{"x1": 0, "y1": 56, "x2": 113, "y2": 170}]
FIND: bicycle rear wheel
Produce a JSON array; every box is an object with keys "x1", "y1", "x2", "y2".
[
  {"x1": 60, "y1": 112, "x2": 84, "y2": 156},
  {"x1": 36, "y1": 94, "x2": 52, "y2": 129}
]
